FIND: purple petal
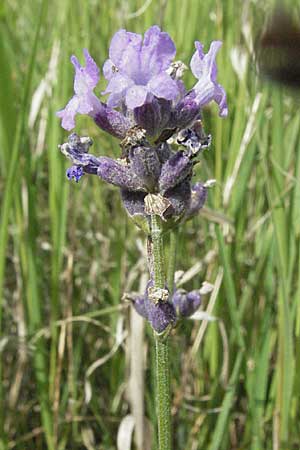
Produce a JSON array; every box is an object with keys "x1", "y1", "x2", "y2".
[
  {"x1": 190, "y1": 41, "x2": 222, "y2": 80},
  {"x1": 72, "y1": 49, "x2": 100, "y2": 94},
  {"x1": 108, "y1": 29, "x2": 142, "y2": 69},
  {"x1": 193, "y1": 77, "x2": 215, "y2": 107},
  {"x1": 190, "y1": 40, "x2": 228, "y2": 117},
  {"x1": 141, "y1": 26, "x2": 176, "y2": 77},
  {"x1": 103, "y1": 59, "x2": 115, "y2": 80},
  {"x1": 57, "y1": 92, "x2": 103, "y2": 131},
  {"x1": 214, "y1": 83, "x2": 228, "y2": 117},
  {"x1": 106, "y1": 29, "x2": 143, "y2": 83},
  {"x1": 83, "y1": 48, "x2": 100, "y2": 87},
  {"x1": 107, "y1": 30, "x2": 143, "y2": 83},
  {"x1": 57, "y1": 96, "x2": 79, "y2": 131},
  {"x1": 103, "y1": 73, "x2": 134, "y2": 106},
  {"x1": 102, "y1": 27, "x2": 177, "y2": 111},
  {"x1": 120, "y1": 42, "x2": 145, "y2": 83},
  {"x1": 125, "y1": 85, "x2": 149, "y2": 109},
  {"x1": 57, "y1": 49, "x2": 101, "y2": 130},
  {"x1": 148, "y1": 72, "x2": 179, "y2": 101}
]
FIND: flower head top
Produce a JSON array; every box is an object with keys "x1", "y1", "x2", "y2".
[
  {"x1": 57, "y1": 27, "x2": 227, "y2": 232},
  {"x1": 102, "y1": 26, "x2": 180, "y2": 109},
  {"x1": 57, "y1": 26, "x2": 227, "y2": 140}
]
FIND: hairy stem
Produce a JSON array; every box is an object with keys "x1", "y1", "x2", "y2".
[
  {"x1": 150, "y1": 214, "x2": 172, "y2": 450},
  {"x1": 155, "y1": 336, "x2": 171, "y2": 450},
  {"x1": 151, "y1": 214, "x2": 165, "y2": 289},
  {"x1": 167, "y1": 228, "x2": 178, "y2": 295}
]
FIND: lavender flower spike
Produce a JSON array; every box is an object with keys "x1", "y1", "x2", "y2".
[
  {"x1": 57, "y1": 49, "x2": 131, "y2": 139},
  {"x1": 190, "y1": 41, "x2": 228, "y2": 117},
  {"x1": 102, "y1": 26, "x2": 180, "y2": 109}
]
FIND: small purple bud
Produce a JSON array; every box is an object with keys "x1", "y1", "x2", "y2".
[
  {"x1": 94, "y1": 103, "x2": 132, "y2": 139},
  {"x1": 172, "y1": 289, "x2": 201, "y2": 317},
  {"x1": 66, "y1": 165, "x2": 84, "y2": 182},
  {"x1": 97, "y1": 157, "x2": 145, "y2": 191},
  {"x1": 129, "y1": 145, "x2": 161, "y2": 191},
  {"x1": 173, "y1": 91, "x2": 200, "y2": 129},
  {"x1": 132, "y1": 280, "x2": 176, "y2": 332},
  {"x1": 159, "y1": 151, "x2": 192, "y2": 192},
  {"x1": 185, "y1": 182, "x2": 207, "y2": 219},
  {"x1": 132, "y1": 294, "x2": 148, "y2": 319},
  {"x1": 133, "y1": 98, "x2": 171, "y2": 138},
  {"x1": 146, "y1": 300, "x2": 176, "y2": 333}
]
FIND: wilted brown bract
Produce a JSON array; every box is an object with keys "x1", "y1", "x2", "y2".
[{"x1": 257, "y1": 7, "x2": 300, "y2": 87}]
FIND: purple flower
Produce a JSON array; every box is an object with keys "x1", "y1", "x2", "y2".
[
  {"x1": 102, "y1": 26, "x2": 180, "y2": 109},
  {"x1": 57, "y1": 49, "x2": 101, "y2": 130},
  {"x1": 56, "y1": 49, "x2": 131, "y2": 138},
  {"x1": 190, "y1": 41, "x2": 228, "y2": 117},
  {"x1": 57, "y1": 27, "x2": 228, "y2": 143}
]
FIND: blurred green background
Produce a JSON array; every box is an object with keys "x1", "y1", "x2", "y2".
[{"x1": 1, "y1": 0, "x2": 300, "y2": 449}]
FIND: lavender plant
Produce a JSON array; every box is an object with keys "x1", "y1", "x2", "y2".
[{"x1": 57, "y1": 26, "x2": 227, "y2": 450}]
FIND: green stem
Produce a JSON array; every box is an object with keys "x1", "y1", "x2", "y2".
[
  {"x1": 151, "y1": 214, "x2": 165, "y2": 289},
  {"x1": 167, "y1": 228, "x2": 178, "y2": 295},
  {"x1": 155, "y1": 336, "x2": 171, "y2": 450},
  {"x1": 150, "y1": 214, "x2": 172, "y2": 450}
]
